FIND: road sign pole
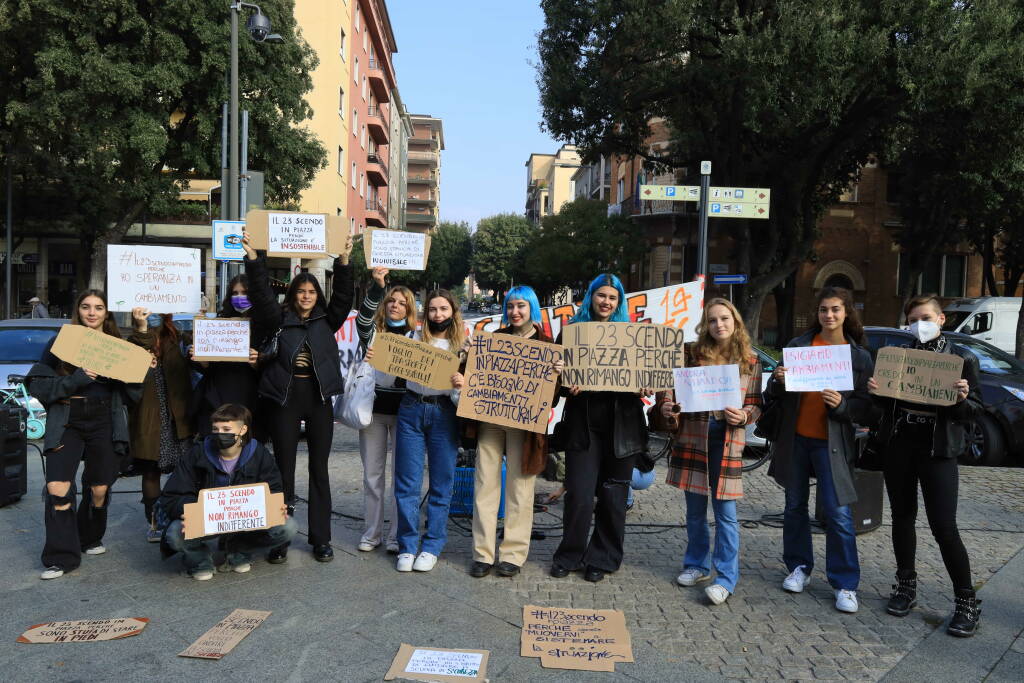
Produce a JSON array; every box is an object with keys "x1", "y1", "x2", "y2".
[{"x1": 697, "y1": 161, "x2": 711, "y2": 277}]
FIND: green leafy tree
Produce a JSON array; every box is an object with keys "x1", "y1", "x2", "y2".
[
  {"x1": 472, "y1": 213, "x2": 536, "y2": 294},
  {"x1": 419, "y1": 221, "x2": 472, "y2": 290},
  {"x1": 536, "y1": 0, "x2": 1011, "y2": 334},
  {"x1": 0, "y1": 0, "x2": 325, "y2": 287}
]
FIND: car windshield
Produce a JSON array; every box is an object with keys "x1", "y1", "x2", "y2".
[
  {"x1": 943, "y1": 310, "x2": 971, "y2": 331},
  {"x1": 0, "y1": 328, "x2": 59, "y2": 363},
  {"x1": 956, "y1": 338, "x2": 1024, "y2": 376}
]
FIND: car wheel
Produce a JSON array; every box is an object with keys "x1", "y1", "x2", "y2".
[{"x1": 961, "y1": 414, "x2": 1006, "y2": 467}]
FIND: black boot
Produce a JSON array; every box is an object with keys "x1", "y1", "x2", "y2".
[
  {"x1": 886, "y1": 572, "x2": 918, "y2": 617},
  {"x1": 947, "y1": 588, "x2": 981, "y2": 637}
]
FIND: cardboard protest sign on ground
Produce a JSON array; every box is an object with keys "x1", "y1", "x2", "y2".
[
  {"x1": 178, "y1": 609, "x2": 271, "y2": 660},
  {"x1": 192, "y1": 318, "x2": 251, "y2": 362},
  {"x1": 182, "y1": 483, "x2": 285, "y2": 540},
  {"x1": 457, "y1": 332, "x2": 561, "y2": 434},
  {"x1": 674, "y1": 364, "x2": 742, "y2": 412},
  {"x1": 521, "y1": 605, "x2": 634, "y2": 672},
  {"x1": 368, "y1": 334, "x2": 460, "y2": 391},
  {"x1": 245, "y1": 209, "x2": 349, "y2": 258},
  {"x1": 782, "y1": 344, "x2": 854, "y2": 392},
  {"x1": 872, "y1": 346, "x2": 964, "y2": 406},
  {"x1": 18, "y1": 618, "x2": 149, "y2": 644},
  {"x1": 561, "y1": 322, "x2": 684, "y2": 392},
  {"x1": 384, "y1": 643, "x2": 490, "y2": 682},
  {"x1": 50, "y1": 324, "x2": 152, "y2": 384},
  {"x1": 365, "y1": 228, "x2": 431, "y2": 270},
  {"x1": 107, "y1": 245, "x2": 201, "y2": 313}
]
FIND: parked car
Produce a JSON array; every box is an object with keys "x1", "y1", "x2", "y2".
[
  {"x1": 744, "y1": 346, "x2": 779, "y2": 457},
  {"x1": 864, "y1": 326, "x2": 1024, "y2": 466},
  {"x1": 0, "y1": 319, "x2": 65, "y2": 433},
  {"x1": 942, "y1": 296, "x2": 1021, "y2": 355}
]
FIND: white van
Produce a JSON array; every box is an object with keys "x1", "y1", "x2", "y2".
[{"x1": 942, "y1": 297, "x2": 1022, "y2": 354}]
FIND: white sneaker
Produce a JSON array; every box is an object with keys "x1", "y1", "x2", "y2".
[
  {"x1": 396, "y1": 553, "x2": 415, "y2": 572},
  {"x1": 705, "y1": 584, "x2": 730, "y2": 605},
  {"x1": 218, "y1": 562, "x2": 251, "y2": 574},
  {"x1": 676, "y1": 568, "x2": 711, "y2": 586},
  {"x1": 835, "y1": 589, "x2": 859, "y2": 613},
  {"x1": 191, "y1": 569, "x2": 215, "y2": 581},
  {"x1": 783, "y1": 566, "x2": 811, "y2": 593},
  {"x1": 357, "y1": 540, "x2": 377, "y2": 552},
  {"x1": 40, "y1": 566, "x2": 64, "y2": 580},
  {"x1": 412, "y1": 552, "x2": 438, "y2": 572},
  {"x1": 84, "y1": 545, "x2": 106, "y2": 556},
  {"x1": 385, "y1": 541, "x2": 400, "y2": 554}
]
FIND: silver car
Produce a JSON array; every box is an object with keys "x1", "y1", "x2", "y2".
[{"x1": 0, "y1": 318, "x2": 65, "y2": 435}]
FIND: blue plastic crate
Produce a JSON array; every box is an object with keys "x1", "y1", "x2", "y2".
[{"x1": 449, "y1": 461, "x2": 506, "y2": 518}]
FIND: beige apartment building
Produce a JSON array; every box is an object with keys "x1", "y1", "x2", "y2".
[
  {"x1": 524, "y1": 144, "x2": 581, "y2": 224},
  {"x1": 406, "y1": 114, "x2": 444, "y2": 232}
]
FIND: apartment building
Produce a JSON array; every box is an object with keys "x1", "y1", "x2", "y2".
[
  {"x1": 406, "y1": 114, "x2": 444, "y2": 232},
  {"x1": 387, "y1": 90, "x2": 412, "y2": 229},
  {"x1": 572, "y1": 155, "x2": 611, "y2": 201},
  {"x1": 524, "y1": 144, "x2": 581, "y2": 224}
]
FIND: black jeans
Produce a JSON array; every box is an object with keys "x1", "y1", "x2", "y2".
[
  {"x1": 553, "y1": 428, "x2": 635, "y2": 572},
  {"x1": 268, "y1": 376, "x2": 334, "y2": 546},
  {"x1": 884, "y1": 428, "x2": 972, "y2": 590},
  {"x1": 42, "y1": 398, "x2": 118, "y2": 570}
]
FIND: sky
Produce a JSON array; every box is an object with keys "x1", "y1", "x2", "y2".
[{"x1": 386, "y1": 1, "x2": 562, "y2": 229}]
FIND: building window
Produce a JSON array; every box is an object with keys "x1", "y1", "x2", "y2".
[
  {"x1": 362, "y1": 76, "x2": 368, "y2": 100},
  {"x1": 361, "y1": 125, "x2": 367, "y2": 149},
  {"x1": 360, "y1": 173, "x2": 365, "y2": 197},
  {"x1": 339, "y1": 28, "x2": 346, "y2": 59},
  {"x1": 839, "y1": 183, "x2": 858, "y2": 203},
  {"x1": 355, "y1": 8, "x2": 360, "y2": 32},
  {"x1": 338, "y1": 87, "x2": 345, "y2": 116},
  {"x1": 354, "y1": 56, "x2": 359, "y2": 84},
  {"x1": 351, "y1": 162, "x2": 357, "y2": 188},
  {"x1": 363, "y1": 27, "x2": 368, "y2": 52},
  {"x1": 337, "y1": 207, "x2": 343, "y2": 216},
  {"x1": 337, "y1": 146, "x2": 344, "y2": 176},
  {"x1": 898, "y1": 253, "x2": 966, "y2": 298},
  {"x1": 353, "y1": 109, "x2": 358, "y2": 135},
  {"x1": 617, "y1": 178, "x2": 624, "y2": 201},
  {"x1": 350, "y1": 217, "x2": 355, "y2": 234}
]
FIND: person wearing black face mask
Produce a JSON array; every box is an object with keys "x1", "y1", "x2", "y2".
[{"x1": 159, "y1": 404, "x2": 295, "y2": 580}]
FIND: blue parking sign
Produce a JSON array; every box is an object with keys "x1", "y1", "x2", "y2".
[
  {"x1": 711, "y1": 203, "x2": 722, "y2": 213},
  {"x1": 665, "y1": 186, "x2": 676, "y2": 197}
]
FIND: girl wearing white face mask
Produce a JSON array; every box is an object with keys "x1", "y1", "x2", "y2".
[{"x1": 867, "y1": 295, "x2": 983, "y2": 637}]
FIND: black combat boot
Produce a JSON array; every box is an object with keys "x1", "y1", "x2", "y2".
[
  {"x1": 886, "y1": 572, "x2": 917, "y2": 617},
  {"x1": 947, "y1": 588, "x2": 981, "y2": 637}
]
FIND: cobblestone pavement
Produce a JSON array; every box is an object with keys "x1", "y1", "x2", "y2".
[{"x1": 318, "y1": 425, "x2": 1024, "y2": 682}]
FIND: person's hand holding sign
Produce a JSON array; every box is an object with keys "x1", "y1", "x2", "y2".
[
  {"x1": 248, "y1": 348, "x2": 259, "y2": 368},
  {"x1": 241, "y1": 230, "x2": 257, "y2": 261},
  {"x1": 954, "y1": 378, "x2": 969, "y2": 402},
  {"x1": 552, "y1": 357, "x2": 564, "y2": 376},
  {"x1": 867, "y1": 377, "x2": 879, "y2": 393},
  {"x1": 371, "y1": 267, "x2": 388, "y2": 288},
  {"x1": 773, "y1": 365, "x2": 787, "y2": 387},
  {"x1": 723, "y1": 406, "x2": 748, "y2": 426},
  {"x1": 821, "y1": 389, "x2": 843, "y2": 409},
  {"x1": 131, "y1": 307, "x2": 150, "y2": 332},
  {"x1": 339, "y1": 234, "x2": 354, "y2": 266},
  {"x1": 451, "y1": 373, "x2": 465, "y2": 390}
]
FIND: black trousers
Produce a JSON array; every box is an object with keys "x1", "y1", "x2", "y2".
[
  {"x1": 553, "y1": 428, "x2": 635, "y2": 572},
  {"x1": 884, "y1": 428, "x2": 973, "y2": 590},
  {"x1": 42, "y1": 399, "x2": 117, "y2": 571},
  {"x1": 268, "y1": 376, "x2": 335, "y2": 546}
]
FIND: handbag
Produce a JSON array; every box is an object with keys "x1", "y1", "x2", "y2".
[
  {"x1": 855, "y1": 430, "x2": 886, "y2": 471},
  {"x1": 754, "y1": 395, "x2": 782, "y2": 441},
  {"x1": 337, "y1": 360, "x2": 376, "y2": 430},
  {"x1": 259, "y1": 328, "x2": 282, "y2": 363}
]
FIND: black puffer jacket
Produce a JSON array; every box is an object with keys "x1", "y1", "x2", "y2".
[{"x1": 245, "y1": 255, "x2": 354, "y2": 406}]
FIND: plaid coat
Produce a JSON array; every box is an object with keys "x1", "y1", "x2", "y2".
[{"x1": 660, "y1": 352, "x2": 763, "y2": 500}]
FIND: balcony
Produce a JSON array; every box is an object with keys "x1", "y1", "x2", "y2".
[
  {"x1": 367, "y1": 151, "x2": 389, "y2": 185},
  {"x1": 365, "y1": 197, "x2": 387, "y2": 228},
  {"x1": 407, "y1": 192, "x2": 436, "y2": 207},
  {"x1": 408, "y1": 150, "x2": 438, "y2": 167},
  {"x1": 367, "y1": 58, "x2": 390, "y2": 103},
  {"x1": 367, "y1": 105, "x2": 389, "y2": 145},
  {"x1": 407, "y1": 172, "x2": 436, "y2": 186},
  {"x1": 406, "y1": 206, "x2": 437, "y2": 227}
]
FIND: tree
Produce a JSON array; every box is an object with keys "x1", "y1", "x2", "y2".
[
  {"x1": 522, "y1": 198, "x2": 646, "y2": 300},
  {"x1": 472, "y1": 213, "x2": 536, "y2": 294},
  {"x1": 0, "y1": 1, "x2": 326, "y2": 287},
  {"x1": 536, "y1": 0, "x2": 1007, "y2": 334}
]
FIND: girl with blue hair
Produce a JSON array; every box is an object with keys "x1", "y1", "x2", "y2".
[
  {"x1": 550, "y1": 274, "x2": 648, "y2": 583},
  {"x1": 469, "y1": 285, "x2": 563, "y2": 579}
]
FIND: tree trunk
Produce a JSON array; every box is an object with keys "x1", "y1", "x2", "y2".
[
  {"x1": 88, "y1": 200, "x2": 146, "y2": 290},
  {"x1": 1016, "y1": 295, "x2": 1024, "y2": 360},
  {"x1": 981, "y1": 224, "x2": 998, "y2": 295},
  {"x1": 772, "y1": 270, "x2": 797, "y2": 345}
]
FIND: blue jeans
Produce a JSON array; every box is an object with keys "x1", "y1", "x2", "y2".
[
  {"x1": 394, "y1": 394, "x2": 459, "y2": 556},
  {"x1": 165, "y1": 517, "x2": 297, "y2": 573},
  {"x1": 682, "y1": 418, "x2": 739, "y2": 592},
  {"x1": 783, "y1": 435, "x2": 859, "y2": 590},
  {"x1": 626, "y1": 467, "x2": 656, "y2": 506}
]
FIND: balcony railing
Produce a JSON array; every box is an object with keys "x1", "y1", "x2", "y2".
[
  {"x1": 408, "y1": 150, "x2": 438, "y2": 163},
  {"x1": 368, "y1": 57, "x2": 380, "y2": 70},
  {"x1": 368, "y1": 105, "x2": 382, "y2": 118},
  {"x1": 367, "y1": 151, "x2": 388, "y2": 168},
  {"x1": 366, "y1": 198, "x2": 386, "y2": 213}
]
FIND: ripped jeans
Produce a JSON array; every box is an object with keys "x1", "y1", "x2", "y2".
[{"x1": 553, "y1": 428, "x2": 636, "y2": 572}]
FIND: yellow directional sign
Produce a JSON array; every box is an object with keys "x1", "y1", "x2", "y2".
[
  {"x1": 708, "y1": 201, "x2": 770, "y2": 219},
  {"x1": 707, "y1": 187, "x2": 771, "y2": 204},
  {"x1": 639, "y1": 184, "x2": 701, "y2": 201}
]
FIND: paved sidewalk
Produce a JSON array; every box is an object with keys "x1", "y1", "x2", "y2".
[{"x1": 2, "y1": 425, "x2": 1022, "y2": 681}]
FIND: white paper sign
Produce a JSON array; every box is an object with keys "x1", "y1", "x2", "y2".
[
  {"x1": 202, "y1": 485, "x2": 267, "y2": 536},
  {"x1": 212, "y1": 220, "x2": 246, "y2": 261},
  {"x1": 783, "y1": 344, "x2": 854, "y2": 392},
  {"x1": 107, "y1": 245, "x2": 201, "y2": 313},
  {"x1": 370, "y1": 229, "x2": 428, "y2": 270},
  {"x1": 268, "y1": 212, "x2": 326, "y2": 254},
  {"x1": 674, "y1": 364, "x2": 742, "y2": 412},
  {"x1": 193, "y1": 318, "x2": 250, "y2": 361},
  {"x1": 405, "y1": 649, "x2": 484, "y2": 678}
]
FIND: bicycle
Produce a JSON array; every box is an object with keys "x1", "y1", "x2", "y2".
[{"x1": 2, "y1": 374, "x2": 46, "y2": 440}]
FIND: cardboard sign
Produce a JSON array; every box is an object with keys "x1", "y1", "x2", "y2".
[
  {"x1": 872, "y1": 346, "x2": 964, "y2": 406},
  {"x1": 366, "y1": 228, "x2": 432, "y2": 270},
  {"x1": 368, "y1": 334, "x2": 461, "y2": 391},
  {"x1": 245, "y1": 209, "x2": 349, "y2": 258},
  {"x1": 50, "y1": 324, "x2": 152, "y2": 384},
  {"x1": 521, "y1": 605, "x2": 634, "y2": 672},
  {"x1": 561, "y1": 322, "x2": 684, "y2": 392},
  {"x1": 674, "y1": 364, "x2": 742, "y2": 412},
  {"x1": 107, "y1": 244, "x2": 201, "y2": 313},
  {"x1": 782, "y1": 344, "x2": 854, "y2": 392},
  {"x1": 182, "y1": 483, "x2": 285, "y2": 540},
  {"x1": 18, "y1": 618, "x2": 149, "y2": 644},
  {"x1": 385, "y1": 644, "x2": 490, "y2": 682},
  {"x1": 178, "y1": 609, "x2": 271, "y2": 660},
  {"x1": 192, "y1": 318, "x2": 251, "y2": 362},
  {"x1": 456, "y1": 332, "x2": 561, "y2": 434}
]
